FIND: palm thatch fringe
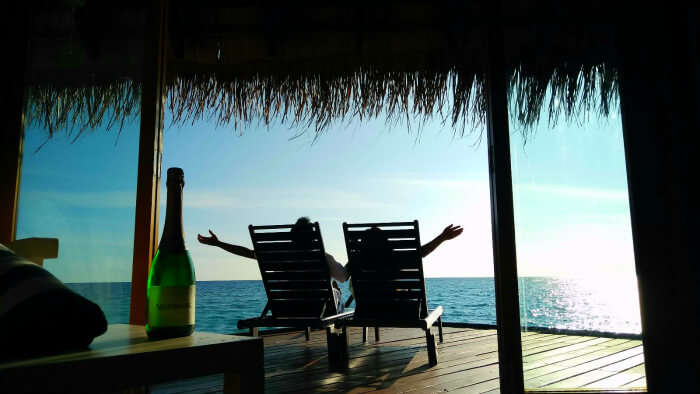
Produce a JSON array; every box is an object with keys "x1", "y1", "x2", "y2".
[
  {"x1": 166, "y1": 67, "x2": 487, "y2": 137},
  {"x1": 508, "y1": 63, "x2": 619, "y2": 133},
  {"x1": 25, "y1": 80, "x2": 141, "y2": 140},
  {"x1": 24, "y1": 64, "x2": 618, "y2": 139}
]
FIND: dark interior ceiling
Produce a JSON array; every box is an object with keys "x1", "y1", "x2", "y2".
[{"x1": 25, "y1": 1, "x2": 623, "y2": 86}]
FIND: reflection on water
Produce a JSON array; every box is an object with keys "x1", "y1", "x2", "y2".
[{"x1": 519, "y1": 276, "x2": 641, "y2": 334}]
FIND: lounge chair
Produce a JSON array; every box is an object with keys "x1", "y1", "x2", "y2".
[
  {"x1": 337, "y1": 220, "x2": 444, "y2": 366},
  {"x1": 237, "y1": 222, "x2": 353, "y2": 342}
]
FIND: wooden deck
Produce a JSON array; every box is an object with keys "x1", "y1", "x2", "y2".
[{"x1": 151, "y1": 327, "x2": 646, "y2": 393}]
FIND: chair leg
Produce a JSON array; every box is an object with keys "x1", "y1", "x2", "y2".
[
  {"x1": 438, "y1": 316, "x2": 443, "y2": 343},
  {"x1": 362, "y1": 327, "x2": 368, "y2": 343},
  {"x1": 326, "y1": 326, "x2": 349, "y2": 371},
  {"x1": 305, "y1": 327, "x2": 311, "y2": 341},
  {"x1": 374, "y1": 327, "x2": 380, "y2": 342},
  {"x1": 426, "y1": 328, "x2": 438, "y2": 367}
]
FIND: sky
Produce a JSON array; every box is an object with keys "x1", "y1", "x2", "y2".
[{"x1": 15, "y1": 96, "x2": 636, "y2": 283}]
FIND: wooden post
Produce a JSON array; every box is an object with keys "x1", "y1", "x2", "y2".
[
  {"x1": 0, "y1": 118, "x2": 24, "y2": 247},
  {"x1": 485, "y1": 1, "x2": 525, "y2": 392},
  {"x1": 130, "y1": 0, "x2": 167, "y2": 325},
  {"x1": 0, "y1": 5, "x2": 28, "y2": 247}
]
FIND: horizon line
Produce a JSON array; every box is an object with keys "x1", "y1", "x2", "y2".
[{"x1": 65, "y1": 275, "x2": 629, "y2": 285}]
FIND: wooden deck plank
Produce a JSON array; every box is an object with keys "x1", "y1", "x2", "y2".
[
  {"x1": 265, "y1": 340, "x2": 492, "y2": 384},
  {"x1": 523, "y1": 338, "x2": 632, "y2": 367},
  {"x1": 623, "y1": 375, "x2": 646, "y2": 388},
  {"x1": 522, "y1": 336, "x2": 604, "y2": 359},
  {"x1": 289, "y1": 356, "x2": 500, "y2": 394},
  {"x1": 585, "y1": 362, "x2": 646, "y2": 389},
  {"x1": 523, "y1": 341, "x2": 642, "y2": 382},
  {"x1": 149, "y1": 327, "x2": 645, "y2": 393},
  {"x1": 265, "y1": 332, "x2": 501, "y2": 393},
  {"x1": 528, "y1": 347, "x2": 646, "y2": 389},
  {"x1": 375, "y1": 364, "x2": 500, "y2": 394},
  {"x1": 555, "y1": 345, "x2": 643, "y2": 368},
  {"x1": 264, "y1": 329, "x2": 496, "y2": 373},
  {"x1": 264, "y1": 329, "x2": 497, "y2": 381},
  {"x1": 448, "y1": 378, "x2": 500, "y2": 393}
]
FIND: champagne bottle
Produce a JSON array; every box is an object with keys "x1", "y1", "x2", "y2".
[{"x1": 146, "y1": 167, "x2": 196, "y2": 339}]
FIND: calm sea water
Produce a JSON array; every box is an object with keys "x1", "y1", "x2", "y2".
[{"x1": 67, "y1": 277, "x2": 642, "y2": 335}]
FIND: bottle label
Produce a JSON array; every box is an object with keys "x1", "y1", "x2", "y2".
[{"x1": 148, "y1": 285, "x2": 195, "y2": 327}]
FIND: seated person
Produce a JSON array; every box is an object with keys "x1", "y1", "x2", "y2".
[{"x1": 197, "y1": 217, "x2": 463, "y2": 312}]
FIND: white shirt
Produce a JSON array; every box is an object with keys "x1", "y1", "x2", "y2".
[{"x1": 325, "y1": 253, "x2": 348, "y2": 313}]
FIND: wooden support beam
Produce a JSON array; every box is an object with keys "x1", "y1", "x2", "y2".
[
  {"x1": 130, "y1": 0, "x2": 167, "y2": 325},
  {"x1": 0, "y1": 5, "x2": 28, "y2": 246},
  {"x1": 485, "y1": 1, "x2": 524, "y2": 392},
  {"x1": 0, "y1": 123, "x2": 24, "y2": 247}
]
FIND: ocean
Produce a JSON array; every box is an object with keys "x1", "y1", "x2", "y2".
[{"x1": 67, "y1": 277, "x2": 642, "y2": 335}]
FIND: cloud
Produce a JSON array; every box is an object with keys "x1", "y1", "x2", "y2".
[
  {"x1": 274, "y1": 193, "x2": 393, "y2": 210},
  {"x1": 390, "y1": 178, "x2": 488, "y2": 190},
  {"x1": 22, "y1": 190, "x2": 135, "y2": 208},
  {"x1": 182, "y1": 187, "x2": 393, "y2": 211},
  {"x1": 516, "y1": 183, "x2": 629, "y2": 202},
  {"x1": 182, "y1": 191, "x2": 243, "y2": 208},
  {"x1": 388, "y1": 178, "x2": 628, "y2": 204}
]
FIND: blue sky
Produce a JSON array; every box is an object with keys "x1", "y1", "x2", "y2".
[{"x1": 16, "y1": 96, "x2": 635, "y2": 283}]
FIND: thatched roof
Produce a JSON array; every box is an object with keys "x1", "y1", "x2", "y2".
[{"x1": 24, "y1": 1, "x2": 622, "y2": 138}]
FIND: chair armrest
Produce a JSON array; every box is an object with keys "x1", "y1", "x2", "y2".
[
  {"x1": 422, "y1": 306, "x2": 443, "y2": 330},
  {"x1": 239, "y1": 311, "x2": 354, "y2": 330},
  {"x1": 320, "y1": 310, "x2": 354, "y2": 324}
]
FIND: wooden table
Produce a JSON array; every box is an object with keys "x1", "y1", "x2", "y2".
[{"x1": 0, "y1": 324, "x2": 264, "y2": 393}]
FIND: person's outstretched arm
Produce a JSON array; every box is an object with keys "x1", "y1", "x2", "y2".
[
  {"x1": 326, "y1": 253, "x2": 349, "y2": 282},
  {"x1": 420, "y1": 224, "x2": 463, "y2": 258},
  {"x1": 197, "y1": 230, "x2": 256, "y2": 259}
]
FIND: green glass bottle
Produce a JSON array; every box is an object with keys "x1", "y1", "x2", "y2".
[{"x1": 146, "y1": 167, "x2": 196, "y2": 339}]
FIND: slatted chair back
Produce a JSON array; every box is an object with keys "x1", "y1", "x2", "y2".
[
  {"x1": 343, "y1": 221, "x2": 428, "y2": 320},
  {"x1": 249, "y1": 222, "x2": 337, "y2": 319}
]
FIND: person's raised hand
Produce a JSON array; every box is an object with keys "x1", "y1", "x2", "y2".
[
  {"x1": 197, "y1": 230, "x2": 220, "y2": 246},
  {"x1": 440, "y1": 224, "x2": 463, "y2": 241}
]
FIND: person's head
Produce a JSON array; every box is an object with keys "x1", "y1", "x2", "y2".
[
  {"x1": 361, "y1": 226, "x2": 390, "y2": 268},
  {"x1": 291, "y1": 216, "x2": 315, "y2": 249},
  {"x1": 293, "y1": 216, "x2": 312, "y2": 229}
]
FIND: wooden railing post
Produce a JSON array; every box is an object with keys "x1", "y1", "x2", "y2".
[
  {"x1": 130, "y1": 0, "x2": 167, "y2": 325},
  {"x1": 0, "y1": 5, "x2": 28, "y2": 247},
  {"x1": 485, "y1": 1, "x2": 525, "y2": 392}
]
